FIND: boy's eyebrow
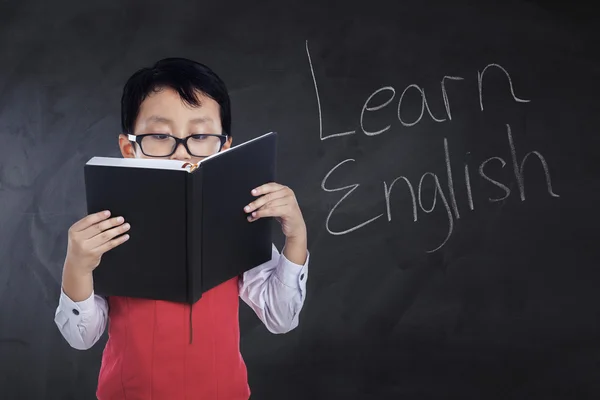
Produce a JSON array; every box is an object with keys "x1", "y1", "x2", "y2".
[
  {"x1": 146, "y1": 115, "x2": 173, "y2": 124},
  {"x1": 189, "y1": 117, "x2": 212, "y2": 124}
]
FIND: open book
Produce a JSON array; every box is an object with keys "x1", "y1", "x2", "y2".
[{"x1": 84, "y1": 131, "x2": 277, "y2": 304}]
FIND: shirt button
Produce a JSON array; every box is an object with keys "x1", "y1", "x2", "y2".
[
  {"x1": 72, "y1": 309, "x2": 80, "y2": 316},
  {"x1": 300, "y1": 273, "x2": 305, "y2": 280}
]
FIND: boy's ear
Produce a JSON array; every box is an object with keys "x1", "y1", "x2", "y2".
[
  {"x1": 222, "y1": 136, "x2": 233, "y2": 151},
  {"x1": 119, "y1": 134, "x2": 136, "y2": 158}
]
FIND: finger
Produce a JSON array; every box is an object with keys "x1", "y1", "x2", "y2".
[
  {"x1": 247, "y1": 205, "x2": 288, "y2": 221},
  {"x1": 244, "y1": 188, "x2": 290, "y2": 213},
  {"x1": 87, "y1": 223, "x2": 131, "y2": 248},
  {"x1": 247, "y1": 198, "x2": 291, "y2": 221},
  {"x1": 251, "y1": 182, "x2": 286, "y2": 197},
  {"x1": 93, "y1": 233, "x2": 130, "y2": 255},
  {"x1": 80, "y1": 216, "x2": 126, "y2": 240},
  {"x1": 71, "y1": 210, "x2": 111, "y2": 232}
]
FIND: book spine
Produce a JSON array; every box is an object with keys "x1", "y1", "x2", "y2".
[
  {"x1": 186, "y1": 167, "x2": 204, "y2": 304},
  {"x1": 185, "y1": 172, "x2": 195, "y2": 304},
  {"x1": 197, "y1": 166, "x2": 203, "y2": 298}
]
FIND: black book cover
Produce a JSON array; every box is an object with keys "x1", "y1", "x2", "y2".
[{"x1": 84, "y1": 131, "x2": 277, "y2": 304}]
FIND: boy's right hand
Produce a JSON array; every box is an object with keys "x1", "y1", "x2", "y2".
[{"x1": 65, "y1": 210, "x2": 131, "y2": 274}]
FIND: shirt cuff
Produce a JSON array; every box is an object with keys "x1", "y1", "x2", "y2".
[
  {"x1": 274, "y1": 250, "x2": 309, "y2": 290},
  {"x1": 59, "y1": 289, "x2": 97, "y2": 321}
]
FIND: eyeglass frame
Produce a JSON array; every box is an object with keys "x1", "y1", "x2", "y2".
[{"x1": 127, "y1": 133, "x2": 229, "y2": 158}]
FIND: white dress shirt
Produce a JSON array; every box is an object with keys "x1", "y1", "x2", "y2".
[{"x1": 54, "y1": 244, "x2": 309, "y2": 350}]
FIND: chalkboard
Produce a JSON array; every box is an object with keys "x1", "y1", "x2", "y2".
[{"x1": 1, "y1": 0, "x2": 599, "y2": 398}]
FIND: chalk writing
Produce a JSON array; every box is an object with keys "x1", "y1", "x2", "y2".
[
  {"x1": 398, "y1": 84, "x2": 447, "y2": 126},
  {"x1": 441, "y1": 76, "x2": 464, "y2": 121},
  {"x1": 320, "y1": 124, "x2": 559, "y2": 252},
  {"x1": 321, "y1": 158, "x2": 383, "y2": 235},
  {"x1": 361, "y1": 86, "x2": 396, "y2": 136},
  {"x1": 444, "y1": 138, "x2": 460, "y2": 220},
  {"x1": 478, "y1": 63, "x2": 530, "y2": 111},
  {"x1": 307, "y1": 41, "x2": 531, "y2": 137},
  {"x1": 506, "y1": 123, "x2": 559, "y2": 201},
  {"x1": 479, "y1": 156, "x2": 511, "y2": 202},
  {"x1": 418, "y1": 172, "x2": 454, "y2": 252},
  {"x1": 306, "y1": 40, "x2": 355, "y2": 140},
  {"x1": 307, "y1": 40, "x2": 559, "y2": 252},
  {"x1": 384, "y1": 176, "x2": 416, "y2": 223},
  {"x1": 464, "y1": 153, "x2": 475, "y2": 210}
]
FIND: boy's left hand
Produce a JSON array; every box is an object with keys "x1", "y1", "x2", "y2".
[{"x1": 244, "y1": 182, "x2": 306, "y2": 240}]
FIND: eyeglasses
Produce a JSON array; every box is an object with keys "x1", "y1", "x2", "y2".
[{"x1": 128, "y1": 133, "x2": 228, "y2": 158}]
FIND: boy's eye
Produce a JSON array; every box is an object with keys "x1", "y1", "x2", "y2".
[
  {"x1": 190, "y1": 134, "x2": 209, "y2": 141},
  {"x1": 151, "y1": 134, "x2": 171, "y2": 141}
]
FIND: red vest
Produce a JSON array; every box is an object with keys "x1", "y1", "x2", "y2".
[{"x1": 96, "y1": 277, "x2": 250, "y2": 400}]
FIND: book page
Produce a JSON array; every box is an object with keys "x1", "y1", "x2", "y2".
[{"x1": 86, "y1": 157, "x2": 190, "y2": 171}]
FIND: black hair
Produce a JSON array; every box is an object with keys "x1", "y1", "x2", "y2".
[{"x1": 120, "y1": 57, "x2": 231, "y2": 136}]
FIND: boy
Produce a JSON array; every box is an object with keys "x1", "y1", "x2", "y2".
[{"x1": 54, "y1": 58, "x2": 309, "y2": 399}]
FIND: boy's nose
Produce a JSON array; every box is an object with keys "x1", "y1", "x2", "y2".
[{"x1": 170, "y1": 143, "x2": 192, "y2": 161}]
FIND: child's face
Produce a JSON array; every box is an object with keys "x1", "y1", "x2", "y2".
[{"x1": 118, "y1": 87, "x2": 232, "y2": 163}]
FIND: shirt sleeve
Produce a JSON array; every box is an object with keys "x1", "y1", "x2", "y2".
[
  {"x1": 238, "y1": 244, "x2": 309, "y2": 334},
  {"x1": 54, "y1": 289, "x2": 108, "y2": 350}
]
